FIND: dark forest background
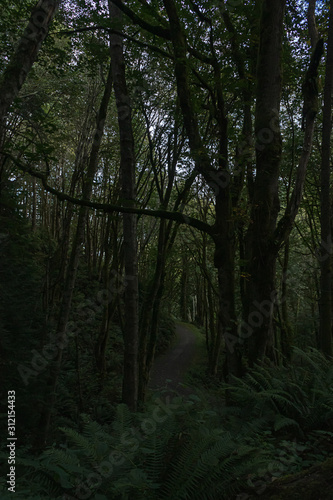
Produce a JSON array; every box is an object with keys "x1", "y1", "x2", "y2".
[{"x1": 0, "y1": 0, "x2": 333, "y2": 498}]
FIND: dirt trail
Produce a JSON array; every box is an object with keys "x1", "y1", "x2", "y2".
[{"x1": 149, "y1": 322, "x2": 197, "y2": 395}]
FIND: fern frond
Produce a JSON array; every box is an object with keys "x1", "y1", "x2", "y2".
[
  {"x1": 59, "y1": 427, "x2": 100, "y2": 464},
  {"x1": 273, "y1": 415, "x2": 300, "y2": 432},
  {"x1": 112, "y1": 403, "x2": 134, "y2": 436}
]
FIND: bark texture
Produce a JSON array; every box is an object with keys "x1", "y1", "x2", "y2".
[
  {"x1": 319, "y1": 0, "x2": 333, "y2": 357},
  {"x1": 0, "y1": 0, "x2": 60, "y2": 128},
  {"x1": 245, "y1": 0, "x2": 323, "y2": 365},
  {"x1": 109, "y1": 1, "x2": 139, "y2": 411},
  {"x1": 245, "y1": 0, "x2": 286, "y2": 365}
]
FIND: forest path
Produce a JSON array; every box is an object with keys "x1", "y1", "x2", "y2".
[{"x1": 149, "y1": 322, "x2": 198, "y2": 395}]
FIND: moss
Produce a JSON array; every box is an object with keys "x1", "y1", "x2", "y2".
[{"x1": 252, "y1": 457, "x2": 333, "y2": 499}]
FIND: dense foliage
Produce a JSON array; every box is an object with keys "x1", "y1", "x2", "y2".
[{"x1": 1, "y1": 0, "x2": 333, "y2": 498}]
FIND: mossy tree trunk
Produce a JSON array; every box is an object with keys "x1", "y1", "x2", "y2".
[
  {"x1": 248, "y1": 457, "x2": 333, "y2": 500},
  {"x1": 0, "y1": 0, "x2": 60, "y2": 130},
  {"x1": 0, "y1": 0, "x2": 60, "y2": 201},
  {"x1": 245, "y1": 0, "x2": 286, "y2": 365},
  {"x1": 319, "y1": 0, "x2": 333, "y2": 358},
  {"x1": 109, "y1": 1, "x2": 139, "y2": 411},
  {"x1": 245, "y1": 0, "x2": 323, "y2": 365}
]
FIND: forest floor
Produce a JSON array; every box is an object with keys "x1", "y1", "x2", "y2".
[{"x1": 149, "y1": 322, "x2": 201, "y2": 396}]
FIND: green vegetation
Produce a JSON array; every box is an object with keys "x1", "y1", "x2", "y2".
[
  {"x1": 1, "y1": 349, "x2": 333, "y2": 498},
  {"x1": 1, "y1": 0, "x2": 333, "y2": 498}
]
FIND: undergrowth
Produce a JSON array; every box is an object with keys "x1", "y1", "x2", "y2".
[{"x1": 0, "y1": 347, "x2": 332, "y2": 499}]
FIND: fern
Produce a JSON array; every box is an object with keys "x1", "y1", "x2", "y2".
[
  {"x1": 59, "y1": 426, "x2": 101, "y2": 464},
  {"x1": 11, "y1": 353, "x2": 332, "y2": 500},
  {"x1": 161, "y1": 427, "x2": 264, "y2": 499},
  {"x1": 273, "y1": 415, "x2": 301, "y2": 433},
  {"x1": 111, "y1": 403, "x2": 134, "y2": 436},
  {"x1": 222, "y1": 347, "x2": 333, "y2": 437},
  {"x1": 12, "y1": 398, "x2": 268, "y2": 499}
]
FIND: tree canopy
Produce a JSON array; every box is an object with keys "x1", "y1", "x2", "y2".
[{"x1": 1, "y1": 0, "x2": 333, "y2": 498}]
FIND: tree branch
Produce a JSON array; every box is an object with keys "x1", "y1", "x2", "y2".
[
  {"x1": 109, "y1": 0, "x2": 171, "y2": 39},
  {"x1": 274, "y1": 38, "x2": 324, "y2": 250},
  {"x1": 5, "y1": 153, "x2": 213, "y2": 235},
  {"x1": 108, "y1": 0, "x2": 214, "y2": 64},
  {"x1": 60, "y1": 26, "x2": 173, "y2": 60}
]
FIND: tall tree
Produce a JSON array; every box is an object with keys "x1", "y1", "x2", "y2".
[
  {"x1": 243, "y1": 0, "x2": 286, "y2": 363},
  {"x1": 245, "y1": 0, "x2": 324, "y2": 364},
  {"x1": 0, "y1": 0, "x2": 60, "y2": 134},
  {"x1": 0, "y1": 0, "x2": 61, "y2": 206},
  {"x1": 319, "y1": 0, "x2": 333, "y2": 357},
  {"x1": 36, "y1": 60, "x2": 114, "y2": 447},
  {"x1": 161, "y1": 0, "x2": 242, "y2": 377},
  {"x1": 109, "y1": 0, "x2": 139, "y2": 411}
]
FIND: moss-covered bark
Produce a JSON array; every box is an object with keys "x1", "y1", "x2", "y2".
[
  {"x1": 0, "y1": 0, "x2": 60, "y2": 128},
  {"x1": 249, "y1": 458, "x2": 333, "y2": 499},
  {"x1": 245, "y1": 0, "x2": 285, "y2": 365}
]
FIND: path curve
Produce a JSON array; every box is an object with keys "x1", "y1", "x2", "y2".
[{"x1": 149, "y1": 322, "x2": 197, "y2": 394}]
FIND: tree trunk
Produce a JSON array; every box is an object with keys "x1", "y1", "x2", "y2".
[
  {"x1": 35, "y1": 61, "x2": 114, "y2": 448},
  {"x1": 319, "y1": 0, "x2": 333, "y2": 357},
  {"x1": 31, "y1": 177, "x2": 37, "y2": 231},
  {"x1": 245, "y1": 0, "x2": 323, "y2": 365},
  {"x1": 163, "y1": 0, "x2": 240, "y2": 378},
  {"x1": 248, "y1": 457, "x2": 333, "y2": 500},
  {"x1": 245, "y1": 0, "x2": 286, "y2": 365},
  {"x1": 109, "y1": 1, "x2": 139, "y2": 411},
  {"x1": 279, "y1": 242, "x2": 293, "y2": 359},
  {"x1": 211, "y1": 60, "x2": 242, "y2": 378},
  {"x1": 213, "y1": 229, "x2": 241, "y2": 378},
  {"x1": 137, "y1": 126, "x2": 195, "y2": 401},
  {"x1": 94, "y1": 215, "x2": 113, "y2": 375},
  {"x1": 138, "y1": 218, "x2": 168, "y2": 402},
  {"x1": 0, "y1": 0, "x2": 60, "y2": 202},
  {"x1": 179, "y1": 253, "x2": 189, "y2": 321},
  {"x1": 0, "y1": 0, "x2": 60, "y2": 130}
]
